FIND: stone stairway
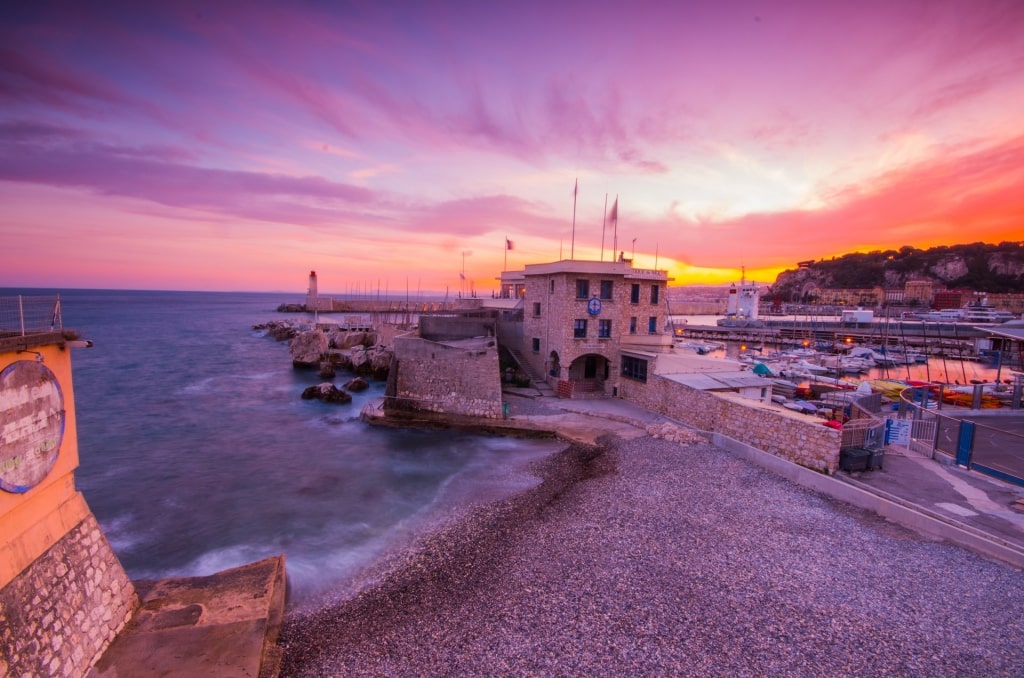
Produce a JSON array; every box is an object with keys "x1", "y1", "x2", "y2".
[{"x1": 508, "y1": 348, "x2": 555, "y2": 396}]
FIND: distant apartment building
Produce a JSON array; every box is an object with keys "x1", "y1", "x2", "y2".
[
  {"x1": 933, "y1": 290, "x2": 964, "y2": 310},
  {"x1": 812, "y1": 287, "x2": 882, "y2": 307},
  {"x1": 903, "y1": 280, "x2": 933, "y2": 306},
  {"x1": 984, "y1": 292, "x2": 1024, "y2": 316},
  {"x1": 883, "y1": 288, "x2": 904, "y2": 306}
]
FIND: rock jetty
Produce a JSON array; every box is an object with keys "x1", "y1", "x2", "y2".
[{"x1": 254, "y1": 320, "x2": 394, "y2": 380}]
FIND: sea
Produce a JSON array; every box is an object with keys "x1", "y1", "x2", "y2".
[{"x1": 3, "y1": 289, "x2": 563, "y2": 609}]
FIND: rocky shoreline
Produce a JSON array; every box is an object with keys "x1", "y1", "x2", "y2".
[
  {"x1": 276, "y1": 430, "x2": 1024, "y2": 677},
  {"x1": 255, "y1": 319, "x2": 393, "y2": 378}
]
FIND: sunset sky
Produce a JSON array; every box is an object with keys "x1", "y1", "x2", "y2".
[{"x1": 2, "y1": 1, "x2": 1024, "y2": 294}]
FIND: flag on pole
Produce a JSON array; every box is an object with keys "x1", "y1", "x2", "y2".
[
  {"x1": 459, "y1": 272, "x2": 465, "y2": 280},
  {"x1": 506, "y1": 238, "x2": 514, "y2": 251},
  {"x1": 608, "y1": 197, "x2": 618, "y2": 224}
]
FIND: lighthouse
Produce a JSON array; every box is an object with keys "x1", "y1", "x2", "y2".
[{"x1": 306, "y1": 270, "x2": 318, "y2": 311}]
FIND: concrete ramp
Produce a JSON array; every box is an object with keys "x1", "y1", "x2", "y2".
[{"x1": 87, "y1": 555, "x2": 286, "y2": 678}]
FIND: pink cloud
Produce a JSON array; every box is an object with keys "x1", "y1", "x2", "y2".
[
  {"x1": 3, "y1": 1, "x2": 1024, "y2": 292},
  {"x1": 0, "y1": 128, "x2": 375, "y2": 220}
]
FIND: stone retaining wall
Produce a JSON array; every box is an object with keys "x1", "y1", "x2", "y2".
[
  {"x1": 391, "y1": 336, "x2": 503, "y2": 419},
  {"x1": 620, "y1": 373, "x2": 841, "y2": 473},
  {"x1": 0, "y1": 514, "x2": 137, "y2": 677}
]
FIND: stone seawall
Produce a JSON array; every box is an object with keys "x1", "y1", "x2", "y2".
[
  {"x1": 619, "y1": 374, "x2": 841, "y2": 473},
  {"x1": 392, "y1": 337, "x2": 503, "y2": 419},
  {"x1": 0, "y1": 514, "x2": 137, "y2": 677}
]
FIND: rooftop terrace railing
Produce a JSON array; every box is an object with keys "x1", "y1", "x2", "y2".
[{"x1": 0, "y1": 295, "x2": 63, "y2": 338}]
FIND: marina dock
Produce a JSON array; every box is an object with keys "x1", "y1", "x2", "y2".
[{"x1": 674, "y1": 318, "x2": 1008, "y2": 360}]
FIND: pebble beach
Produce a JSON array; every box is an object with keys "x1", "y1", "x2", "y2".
[{"x1": 278, "y1": 427, "x2": 1024, "y2": 677}]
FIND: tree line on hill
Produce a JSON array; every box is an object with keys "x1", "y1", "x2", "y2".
[{"x1": 769, "y1": 242, "x2": 1024, "y2": 301}]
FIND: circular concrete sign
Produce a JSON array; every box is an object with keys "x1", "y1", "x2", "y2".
[{"x1": 0, "y1": 359, "x2": 65, "y2": 493}]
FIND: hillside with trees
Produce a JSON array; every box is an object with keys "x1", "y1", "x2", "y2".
[{"x1": 770, "y1": 242, "x2": 1024, "y2": 301}]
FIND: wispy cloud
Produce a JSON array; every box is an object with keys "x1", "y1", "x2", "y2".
[
  {"x1": 0, "y1": 128, "x2": 375, "y2": 219},
  {"x1": 2, "y1": 0, "x2": 1023, "y2": 290}
]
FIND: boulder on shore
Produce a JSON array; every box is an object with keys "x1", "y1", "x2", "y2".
[
  {"x1": 318, "y1": 361, "x2": 336, "y2": 379},
  {"x1": 368, "y1": 348, "x2": 393, "y2": 379},
  {"x1": 291, "y1": 329, "x2": 328, "y2": 368},
  {"x1": 301, "y1": 383, "x2": 352, "y2": 404},
  {"x1": 253, "y1": 319, "x2": 310, "y2": 341},
  {"x1": 344, "y1": 377, "x2": 369, "y2": 392},
  {"x1": 328, "y1": 329, "x2": 377, "y2": 350}
]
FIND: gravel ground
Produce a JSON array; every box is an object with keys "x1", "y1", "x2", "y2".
[{"x1": 278, "y1": 434, "x2": 1024, "y2": 677}]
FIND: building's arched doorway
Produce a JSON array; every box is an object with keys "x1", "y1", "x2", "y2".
[{"x1": 565, "y1": 353, "x2": 609, "y2": 397}]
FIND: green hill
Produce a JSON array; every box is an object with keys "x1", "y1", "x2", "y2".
[{"x1": 770, "y1": 242, "x2": 1024, "y2": 301}]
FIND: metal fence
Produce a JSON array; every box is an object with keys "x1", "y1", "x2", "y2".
[
  {"x1": 840, "y1": 417, "x2": 885, "y2": 450},
  {"x1": 898, "y1": 389, "x2": 1024, "y2": 487},
  {"x1": 971, "y1": 423, "x2": 1024, "y2": 486},
  {"x1": 0, "y1": 295, "x2": 63, "y2": 337},
  {"x1": 907, "y1": 412, "x2": 940, "y2": 458}
]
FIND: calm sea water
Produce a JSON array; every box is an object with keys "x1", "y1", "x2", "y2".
[{"x1": 4, "y1": 289, "x2": 561, "y2": 607}]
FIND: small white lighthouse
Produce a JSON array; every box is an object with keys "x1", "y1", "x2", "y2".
[{"x1": 306, "y1": 270, "x2": 318, "y2": 311}]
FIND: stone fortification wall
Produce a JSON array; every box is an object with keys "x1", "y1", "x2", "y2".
[
  {"x1": 391, "y1": 337, "x2": 503, "y2": 418},
  {"x1": 0, "y1": 514, "x2": 137, "y2": 677},
  {"x1": 619, "y1": 374, "x2": 840, "y2": 473},
  {"x1": 419, "y1": 316, "x2": 495, "y2": 342}
]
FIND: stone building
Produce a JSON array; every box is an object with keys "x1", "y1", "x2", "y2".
[
  {"x1": 504, "y1": 258, "x2": 673, "y2": 398},
  {"x1": 386, "y1": 313, "x2": 504, "y2": 419}
]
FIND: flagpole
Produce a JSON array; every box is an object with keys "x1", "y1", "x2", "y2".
[
  {"x1": 504, "y1": 235, "x2": 508, "y2": 272},
  {"x1": 612, "y1": 194, "x2": 619, "y2": 260},
  {"x1": 570, "y1": 177, "x2": 578, "y2": 260},
  {"x1": 601, "y1": 193, "x2": 607, "y2": 262}
]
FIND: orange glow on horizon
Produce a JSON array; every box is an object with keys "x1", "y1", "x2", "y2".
[{"x1": 665, "y1": 263, "x2": 788, "y2": 287}]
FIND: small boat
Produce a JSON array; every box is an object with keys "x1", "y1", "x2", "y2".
[
  {"x1": 783, "y1": 400, "x2": 818, "y2": 414},
  {"x1": 866, "y1": 379, "x2": 912, "y2": 399},
  {"x1": 795, "y1": 359, "x2": 829, "y2": 374},
  {"x1": 849, "y1": 346, "x2": 896, "y2": 367}
]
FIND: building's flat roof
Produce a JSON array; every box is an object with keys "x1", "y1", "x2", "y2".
[
  {"x1": 481, "y1": 298, "x2": 523, "y2": 310},
  {"x1": 662, "y1": 370, "x2": 773, "y2": 391},
  {"x1": 512, "y1": 259, "x2": 669, "y2": 280},
  {"x1": 523, "y1": 260, "x2": 633, "y2": 276},
  {"x1": 975, "y1": 324, "x2": 1024, "y2": 341},
  {"x1": 652, "y1": 352, "x2": 745, "y2": 375}
]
